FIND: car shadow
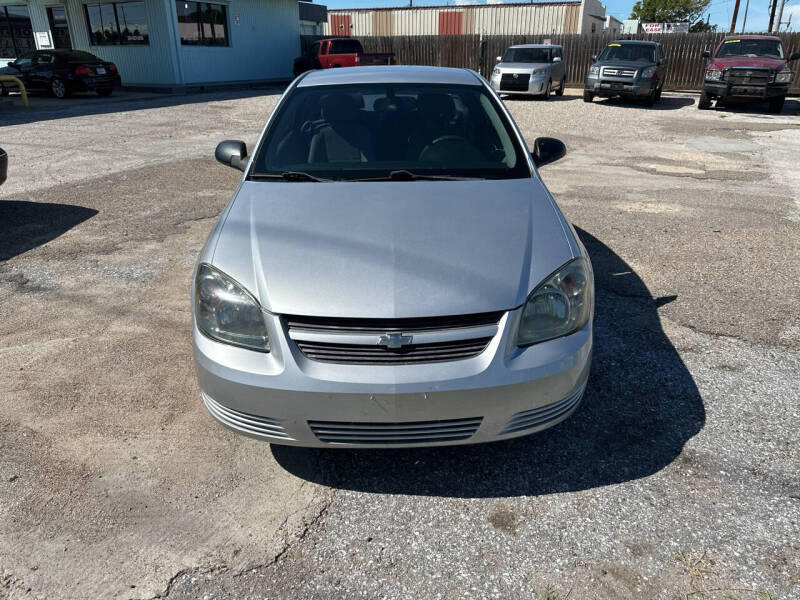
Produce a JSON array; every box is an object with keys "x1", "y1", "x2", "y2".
[
  {"x1": 0, "y1": 201, "x2": 98, "y2": 261},
  {"x1": 593, "y1": 95, "x2": 695, "y2": 110},
  {"x1": 0, "y1": 84, "x2": 287, "y2": 126},
  {"x1": 271, "y1": 228, "x2": 705, "y2": 497},
  {"x1": 710, "y1": 96, "x2": 800, "y2": 115}
]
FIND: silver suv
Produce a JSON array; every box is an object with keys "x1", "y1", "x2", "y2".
[{"x1": 490, "y1": 44, "x2": 566, "y2": 98}]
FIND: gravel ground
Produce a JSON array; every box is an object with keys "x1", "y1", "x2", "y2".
[{"x1": 1, "y1": 88, "x2": 799, "y2": 600}]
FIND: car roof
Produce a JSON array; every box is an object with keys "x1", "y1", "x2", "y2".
[
  {"x1": 721, "y1": 34, "x2": 781, "y2": 40},
  {"x1": 609, "y1": 39, "x2": 659, "y2": 46},
  {"x1": 297, "y1": 65, "x2": 482, "y2": 87},
  {"x1": 507, "y1": 44, "x2": 562, "y2": 49}
]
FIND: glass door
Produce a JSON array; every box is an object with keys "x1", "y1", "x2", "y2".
[{"x1": 47, "y1": 6, "x2": 72, "y2": 49}]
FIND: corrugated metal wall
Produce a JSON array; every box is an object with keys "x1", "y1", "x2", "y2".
[
  {"x1": 178, "y1": 0, "x2": 298, "y2": 83},
  {"x1": 61, "y1": 0, "x2": 180, "y2": 85},
  {"x1": 323, "y1": 3, "x2": 586, "y2": 37}
]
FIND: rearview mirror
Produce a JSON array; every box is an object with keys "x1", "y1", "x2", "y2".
[
  {"x1": 0, "y1": 148, "x2": 7, "y2": 186},
  {"x1": 215, "y1": 140, "x2": 248, "y2": 171},
  {"x1": 702, "y1": 50, "x2": 711, "y2": 59},
  {"x1": 789, "y1": 52, "x2": 800, "y2": 61},
  {"x1": 532, "y1": 137, "x2": 566, "y2": 168}
]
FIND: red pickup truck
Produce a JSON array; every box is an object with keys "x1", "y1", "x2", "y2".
[
  {"x1": 293, "y1": 38, "x2": 397, "y2": 77},
  {"x1": 699, "y1": 35, "x2": 800, "y2": 113}
]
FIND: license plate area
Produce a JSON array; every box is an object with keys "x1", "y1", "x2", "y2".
[{"x1": 96, "y1": 67, "x2": 106, "y2": 75}]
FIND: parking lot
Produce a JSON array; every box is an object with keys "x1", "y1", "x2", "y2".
[{"x1": 1, "y1": 89, "x2": 799, "y2": 599}]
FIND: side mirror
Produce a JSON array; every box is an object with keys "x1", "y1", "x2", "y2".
[
  {"x1": 532, "y1": 137, "x2": 566, "y2": 168},
  {"x1": 591, "y1": 54, "x2": 597, "y2": 62},
  {"x1": 552, "y1": 56, "x2": 561, "y2": 63},
  {"x1": 789, "y1": 52, "x2": 800, "y2": 61},
  {"x1": 496, "y1": 56, "x2": 502, "y2": 62},
  {"x1": 702, "y1": 50, "x2": 711, "y2": 59},
  {"x1": 215, "y1": 140, "x2": 248, "y2": 172},
  {"x1": 0, "y1": 148, "x2": 7, "y2": 186},
  {"x1": 659, "y1": 57, "x2": 668, "y2": 65}
]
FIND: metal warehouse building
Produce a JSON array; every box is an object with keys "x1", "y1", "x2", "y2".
[
  {"x1": 0, "y1": 0, "x2": 300, "y2": 88},
  {"x1": 323, "y1": 0, "x2": 608, "y2": 37}
]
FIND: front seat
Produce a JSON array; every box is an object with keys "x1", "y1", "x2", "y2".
[{"x1": 309, "y1": 94, "x2": 373, "y2": 164}]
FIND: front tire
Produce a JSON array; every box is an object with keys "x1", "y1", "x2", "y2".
[
  {"x1": 542, "y1": 79, "x2": 551, "y2": 100},
  {"x1": 556, "y1": 77, "x2": 565, "y2": 96},
  {"x1": 583, "y1": 90, "x2": 594, "y2": 103},
  {"x1": 51, "y1": 78, "x2": 70, "y2": 99},
  {"x1": 698, "y1": 91, "x2": 712, "y2": 110},
  {"x1": 654, "y1": 85, "x2": 662, "y2": 102},
  {"x1": 768, "y1": 95, "x2": 785, "y2": 114}
]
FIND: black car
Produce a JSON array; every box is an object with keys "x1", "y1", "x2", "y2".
[
  {"x1": 0, "y1": 49, "x2": 121, "y2": 99},
  {"x1": 583, "y1": 40, "x2": 668, "y2": 106}
]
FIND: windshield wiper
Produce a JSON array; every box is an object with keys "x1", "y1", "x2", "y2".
[
  {"x1": 249, "y1": 171, "x2": 333, "y2": 182},
  {"x1": 348, "y1": 170, "x2": 483, "y2": 182}
]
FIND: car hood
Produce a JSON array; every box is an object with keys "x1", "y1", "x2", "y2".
[
  {"x1": 708, "y1": 56, "x2": 785, "y2": 70},
  {"x1": 211, "y1": 178, "x2": 576, "y2": 318},
  {"x1": 497, "y1": 62, "x2": 551, "y2": 71}
]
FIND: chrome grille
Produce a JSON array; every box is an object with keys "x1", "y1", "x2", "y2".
[
  {"x1": 286, "y1": 311, "x2": 502, "y2": 365},
  {"x1": 309, "y1": 417, "x2": 483, "y2": 444},
  {"x1": 602, "y1": 67, "x2": 636, "y2": 78},
  {"x1": 203, "y1": 393, "x2": 293, "y2": 440},
  {"x1": 295, "y1": 337, "x2": 492, "y2": 365},
  {"x1": 499, "y1": 384, "x2": 586, "y2": 435}
]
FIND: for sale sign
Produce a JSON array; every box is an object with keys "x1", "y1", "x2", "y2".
[{"x1": 643, "y1": 23, "x2": 663, "y2": 33}]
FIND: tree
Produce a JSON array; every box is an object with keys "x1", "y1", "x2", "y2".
[
  {"x1": 689, "y1": 19, "x2": 718, "y2": 31},
  {"x1": 630, "y1": 0, "x2": 712, "y2": 25}
]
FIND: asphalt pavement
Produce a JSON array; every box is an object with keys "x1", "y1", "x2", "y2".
[{"x1": 1, "y1": 89, "x2": 798, "y2": 600}]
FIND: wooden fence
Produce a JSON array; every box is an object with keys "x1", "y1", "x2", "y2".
[{"x1": 301, "y1": 32, "x2": 800, "y2": 93}]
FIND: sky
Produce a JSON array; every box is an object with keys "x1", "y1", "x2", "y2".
[{"x1": 322, "y1": 0, "x2": 799, "y2": 32}]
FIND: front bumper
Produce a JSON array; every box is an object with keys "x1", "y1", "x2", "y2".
[
  {"x1": 490, "y1": 73, "x2": 550, "y2": 96},
  {"x1": 194, "y1": 311, "x2": 592, "y2": 448},
  {"x1": 585, "y1": 74, "x2": 653, "y2": 98},
  {"x1": 703, "y1": 80, "x2": 788, "y2": 99}
]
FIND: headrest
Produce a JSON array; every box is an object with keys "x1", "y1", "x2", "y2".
[
  {"x1": 417, "y1": 94, "x2": 456, "y2": 120},
  {"x1": 322, "y1": 93, "x2": 360, "y2": 121}
]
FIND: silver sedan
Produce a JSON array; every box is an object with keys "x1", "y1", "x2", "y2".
[{"x1": 193, "y1": 66, "x2": 593, "y2": 448}]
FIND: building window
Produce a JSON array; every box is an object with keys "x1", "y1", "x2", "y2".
[
  {"x1": 0, "y1": 5, "x2": 36, "y2": 58},
  {"x1": 85, "y1": 2, "x2": 149, "y2": 45},
  {"x1": 175, "y1": 2, "x2": 228, "y2": 46}
]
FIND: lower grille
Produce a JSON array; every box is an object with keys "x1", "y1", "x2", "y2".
[
  {"x1": 295, "y1": 337, "x2": 492, "y2": 365},
  {"x1": 726, "y1": 68, "x2": 770, "y2": 86},
  {"x1": 499, "y1": 384, "x2": 586, "y2": 435},
  {"x1": 500, "y1": 73, "x2": 530, "y2": 91},
  {"x1": 309, "y1": 417, "x2": 483, "y2": 444},
  {"x1": 203, "y1": 393, "x2": 293, "y2": 440}
]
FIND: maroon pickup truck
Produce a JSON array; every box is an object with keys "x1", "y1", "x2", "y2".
[
  {"x1": 293, "y1": 38, "x2": 396, "y2": 77},
  {"x1": 699, "y1": 35, "x2": 800, "y2": 113}
]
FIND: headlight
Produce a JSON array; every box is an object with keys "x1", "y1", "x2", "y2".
[
  {"x1": 589, "y1": 65, "x2": 600, "y2": 76},
  {"x1": 195, "y1": 263, "x2": 270, "y2": 352},
  {"x1": 492, "y1": 67, "x2": 500, "y2": 76},
  {"x1": 516, "y1": 257, "x2": 593, "y2": 347},
  {"x1": 640, "y1": 66, "x2": 657, "y2": 78},
  {"x1": 775, "y1": 69, "x2": 792, "y2": 83},
  {"x1": 705, "y1": 69, "x2": 723, "y2": 81},
  {"x1": 532, "y1": 68, "x2": 547, "y2": 76}
]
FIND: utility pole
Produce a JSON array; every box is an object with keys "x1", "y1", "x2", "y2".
[
  {"x1": 741, "y1": 0, "x2": 750, "y2": 31},
  {"x1": 774, "y1": 0, "x2": 786, "y2": 31},
  {"x1": 768, "y1": 0, "x2": 777, "y2": 31},
  {"x1": 729, "y1": 0, "x2": 741, "y2": 32}
]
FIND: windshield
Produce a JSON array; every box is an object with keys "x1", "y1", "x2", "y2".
[
  {"x1": 252, "y1": 83, "x2": 530, "y2": 181},
  {"x1": 716, "y1": 39, "x2": 784, "y2": 59},
  {"x1": 502, "y1": 47, "x2": 550, "y2": 63},
  {"x1": 597, "y1": 43, "x2": 655, "y2": 63}
]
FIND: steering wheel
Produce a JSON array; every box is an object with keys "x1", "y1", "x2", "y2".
[{"x1": 419, "y1": 135, "x2": 482, "y2": 162}]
